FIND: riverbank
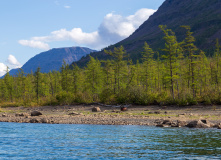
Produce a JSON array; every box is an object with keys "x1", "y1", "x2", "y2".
[{"x1": 0, "y1": 104, "x2": 221, "y2": 128}]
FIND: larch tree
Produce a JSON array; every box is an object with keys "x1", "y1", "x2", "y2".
[
  {"x1": 159, "y1": 25, "x2": 180, "y2": 100},
  {"x1": 34, "y1": 67, "x2": 42, "y2": 103},
  {"x1": 104, "y1": 46, "x2": 127, "y2": 94},
  {"x1": 85, "y1": 56, "x2": 103, "y2": 101},
  {"x1": 214, "y1": 38, "x2": 221, "y2": 89},
  {"x1": 141, "y1": 42, "x2": 155, "y2": 93},
  {"x1": 60, "y1": 61, "x2": 71, "y2": 93},
  {"x1": 71, "y1": 64, "x2": 81, "y2": 96},
  {"x1": 181, "y1": 25, "x2": 198, "y2": 98}
]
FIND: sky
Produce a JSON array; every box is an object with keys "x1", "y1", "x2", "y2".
[{"x1": 0, "y1": 0, "x2": 165, "y2": 76}]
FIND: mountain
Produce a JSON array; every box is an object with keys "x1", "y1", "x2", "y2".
[
  {"x1": 74, "y1": 0, "x2": 221, "y2": 67},
  {"x1": 8, "y1": 47, "x2": 96, "y2": 76}
]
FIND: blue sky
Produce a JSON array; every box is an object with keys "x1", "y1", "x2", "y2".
[{"x1": 0, "y1": 0, "x2": 165, "y2": 76}]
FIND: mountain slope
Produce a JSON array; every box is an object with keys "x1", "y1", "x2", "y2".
[
  {"x1": 8, "y1": 47, "x2": 96, "y2": 76},
  {"x1": 74, "y1": 0, "x2": 221, "y2": 67}
]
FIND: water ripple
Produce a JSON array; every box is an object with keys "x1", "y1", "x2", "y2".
[{"x1": 0, "y1": 123, "x2": 220, "y2": 159}]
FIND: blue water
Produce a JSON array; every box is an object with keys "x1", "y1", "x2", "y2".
[{"x1": 0, "y1": 123, "x2": 221, "y2": 160}]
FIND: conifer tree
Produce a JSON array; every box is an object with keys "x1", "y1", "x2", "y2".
[
  {"x1": 4, "y1": 66, "x2": 14, "y2": 102},
  {"x1": 16, "y1": 69, "x2": 26, "y2": 100},
  {"x1": 71, "y1": 64, "x2": 81, "y2": 95},
  {"x1": 197, "y1": 50, "x2": 209, "y2": 96},
  {"x1": 34, "y1": 67, "x2": 41, "y2": 103},
  {"x1": 181, "y1": 25, "x2": 198, "y2": 97},
  {"x1": 104, "y1": 46, "x2": 127, "y2": 94},
  {"x1": 214, "y1": 38, "x2": 221, "y2": 88},
  {"x1": 102, "y1": 59, "x2": 114, "y2": 91},
  {"x1": 141, "y1": 42, "x2": 155, "y2": 93},
  {"x1": 61, "y1": 61, "x2": 71, "y2": 93},
  {"x1": 126, "y1": 59, "x2": 136, "y2": 89},
  {"x1": 159, "y1": 25, "x2": 179, "y2": 99},
  {"x1": 85, "y1": 56, "x2": 103, "y2": 101}
]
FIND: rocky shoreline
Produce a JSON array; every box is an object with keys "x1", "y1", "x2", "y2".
[{"x1": 0, "y1": 104, "x2": 221, "y2": 129}]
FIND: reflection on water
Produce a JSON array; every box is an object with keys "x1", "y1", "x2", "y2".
[{"x1": 0, "y1": 122, "x2": 220, "y2": 159}]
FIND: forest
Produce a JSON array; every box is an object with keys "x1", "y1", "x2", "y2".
[{"x1": 0, "y1": 25, "x2": 221, "y2": 107}]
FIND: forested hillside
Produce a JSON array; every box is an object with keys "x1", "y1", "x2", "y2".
[
  {"x1": 74, "y1": 0, "x2": 221, "y2": 67},
  {"x1": 0, "y1": 26, "x2": 221, "y2": 107}
]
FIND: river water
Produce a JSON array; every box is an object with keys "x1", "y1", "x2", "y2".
[{"x1": 0, "y1": 122, "x2": 220, "y2": 159}]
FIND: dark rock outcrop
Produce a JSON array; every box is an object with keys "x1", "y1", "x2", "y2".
[
  {"x1": 29, "y1": 118, "x2": 39, "y2": 123},
  {"x1": 31, "y1": 111, "x2": 42, "y2": 116},
  {"x1": 186, "y1": 120, "x2": 214, "y2": 128},
  {"x1": 15, "y1": 113, "x2": 29, "y2": 117},
  {"x1": 156, "y1": 119, "x2": 187, "y2": 128},
  {"x1": 68, "y1": 112, "x2": 82, "y2": 116}
]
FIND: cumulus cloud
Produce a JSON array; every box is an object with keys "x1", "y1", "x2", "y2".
[
  {"x1": 18, "y1": 40, "x2": 50, "y2": 50},
  {"x1": 7, "y1": 55, "x2": 21, "y2": 66},
  {"x1": 0, "y1": 55, "x2": 22, "y2": 77},
  {"x1": 0, "y1": 63, "x2": 7, "y2": 77},
  {"x1": 18, "y1": 8, "x2": 156, "y2": 50}
]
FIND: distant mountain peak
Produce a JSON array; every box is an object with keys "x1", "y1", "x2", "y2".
[{"x1": 5, "y1": 46, "x2": 96, "y2": 77}]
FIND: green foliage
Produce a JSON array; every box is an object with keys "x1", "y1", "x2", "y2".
[
  {"x1": 99, "y1": 88, "x2": 115, "y2": 104},
  {"x1": 0, "y1": 26, "x2": 221, "y2": 107},
  {"x1": 159, "y1": 25, "x2": 180, "y2": 99},
  {"x1": 56, "y1": 91, "x2": 74, "y2": 105}
]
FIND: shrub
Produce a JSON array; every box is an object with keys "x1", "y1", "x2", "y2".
[{"x1": 56, "y1": 91, "x2": 74, "y2": 105}]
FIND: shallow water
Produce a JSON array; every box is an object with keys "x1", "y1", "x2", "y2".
[{"x1": 0, "y1": 122, "x2": 220, "y2": 160}]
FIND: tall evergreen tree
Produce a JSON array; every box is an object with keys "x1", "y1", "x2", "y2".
[
  {"x1": 181, "y1": 25, "x2": 198, "y2": 97},
  {"x1": 159, "y1": 25, "x2": 180, "y2": 99},
  {"x1": 71, "y1": 64, "x2": 81, "y2": 96},
  {"x1": 34, "y1": 67, "x2": 41, "y2": 103},
  {"x1": 104, "y1": 46, "x2": 127, "y2": 94},
  {"x1": 85, "y1": 56, "x2": 103, "y2": 101},
  {"x1": 141, "y1": 42, "x2": 155, "y2": 93},
  {"x1": 4, "y1": 66, "x2": 14, "y2": 102},
  {"x1": 215, "y1": 38, "x2": 221, "y2": 88},
  {"x1": 60, "y1": 61, "x2": 71, "y2": 93}
]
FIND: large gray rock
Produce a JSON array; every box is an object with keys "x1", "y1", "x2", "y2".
[
  {"x1": 92, "y1": 107, "x2": 101, "y2": 112},
  {"x1": 186, "y1": 120, "x2": 214, "y2": 128},
  {"x1": 40, "y1": 118, "x2": 48, "y2": 123},
  {"x1": 68, "y1": 112, "x2": 82, "y2": 116},
  {"x1": 29, "y1": 118, "x2": 39, "y2": 123},
  {"x1": 156, "y1": 119, "x2": 188, "y2": 128},
  {"x1": 15, "y1": 113, "x2": 29, "y2": 117},
  {"x1": 31, "y1": 111, "x2": 42, "y2": 116}
]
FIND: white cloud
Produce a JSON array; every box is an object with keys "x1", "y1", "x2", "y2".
[
  {"x1": 64, "y1": 5, "x2": 71, "y2": 9},
  {"x1": 127, "y1": 8, "x2": 156, "y2": 27},
  {"x1": 98, "y1": 8, "x2": 156, "y2": 44},
  {"x1": 0, "y1": 55, "x2": 21, "y2": 77},
  {"x1": 31, "y1": 28, "x2": 101, "y2": 48},
  {"x1": 7, "y1": 55, "x2": 21, "y2": 66},
  {"x1": 18, "y1": 8, "x2": 156, "y2": 50},
  {"x1": 0, "y1": 63, "x2": 7, "y2": 77},
  {"x1": 18, "y1": 40, "x2": 50, "y2": 50}
]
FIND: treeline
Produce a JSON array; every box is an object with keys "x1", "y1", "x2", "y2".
[{"x1": 1, "y1": 25, "x2": 221, "y2": 107}]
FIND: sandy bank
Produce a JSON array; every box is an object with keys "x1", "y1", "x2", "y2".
[{"x1": 0, "y1": 104, "x2": 221, "y2": 128}]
